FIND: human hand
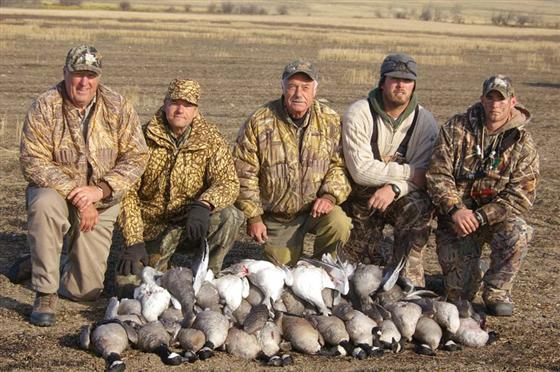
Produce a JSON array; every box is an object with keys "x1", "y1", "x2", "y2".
[
  {"x1": 247, "y1": 221, "x2": 268, "y2": 244},
  {"x1": 185, "y1": 201, "x2": 211, "y2": 241},
  {"x1": 79, "y1": 204, "x2": 99, "y2": 232},
  {"x1": 68, "y1": 185, "x2": 103, "y2": 212},
  {"x1": 367, "y1": 184, "x2": 396, "y2": 212},
  {"x1": 451, "y1": 208, "x2": 480, "y2": 237},
  {"x1": 311, "y1": 197, "x2": 334, "y2": 218},
  {"x1": 411, "y1": 168, "x2": 427, "y2": 189},
  {"x1": 117, "y1": 242, "x2": 149, "y2": 276}
]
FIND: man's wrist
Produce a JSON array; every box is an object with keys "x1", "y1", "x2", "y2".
[
  {"x1": 388, "y1": 183, "x2": 401, "y2": 199},
  {"x1": 474, "y1": 210, "x2": 487, "y2": 226}
]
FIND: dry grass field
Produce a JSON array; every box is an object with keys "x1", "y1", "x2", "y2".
[{"x1": 1, "y1": 2, "x2": 559, "y2": 371}]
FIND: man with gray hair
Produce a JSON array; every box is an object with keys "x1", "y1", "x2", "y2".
[
  {"x1": 427, "y1": 75, "x2": 539, "y2": 316},
  {"x1": 233, "y1": 60, "x2": 352, "y2": 266},
  {"x1": 340, "y1": 53, "x2": 438, "y2": 290},
  {"x1": 12, "y1": 45, "x2": 148, "y2": 326}
]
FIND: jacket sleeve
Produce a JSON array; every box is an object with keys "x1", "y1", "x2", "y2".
[
  {"x1": 426, "y1": 118, "x2": 467, "y2": 215},
  {"x1": 233, "y1": 115, "x2": 263, "y2": 222},
  {"x1": 342, "y1": 100, "x2": 413, "y2": 187},
  {"x1": 118, "y1": 181, "x2": 145, "y2": 247},
  {"x1": 478, "y1": 132, "x2": 539, "y2": 225},
  {"x1": 318, "y1": 116, "x2": 351, "y2": 205},
  {"x1": 199, "y1": 135, "x2": 240, "y2": 211},
  {"x1": 19, "y1": 99, "x2": 79, "y2": 197},
  {"x1": 99, "y1": 99, "x2": 148, "y2": 205}
]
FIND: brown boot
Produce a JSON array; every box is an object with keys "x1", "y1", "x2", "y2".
[{"x1": 30, "y1": 292, "x2": 58, "y2": 326}]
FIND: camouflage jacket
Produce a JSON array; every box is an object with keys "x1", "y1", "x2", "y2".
[
  {"x1": 20, "y1": 81, "x2": 148, "y2": 209},
  {"x1": 426, "y1": 102, "x2": 539, "y2": 225},
  {"x1": 119, "y1": 108, "x2": 240, "y2": 246},
  {"x1": 233, "y1": 98, "x2": 351, "y2": 223}
]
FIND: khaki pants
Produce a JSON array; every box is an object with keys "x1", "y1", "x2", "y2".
[
  {"x1": 27, "y1": 187, "x2": 120, "y2": 301},
  {"x1": 263, "y1": 205, "x2": 352, "y2": 266}
]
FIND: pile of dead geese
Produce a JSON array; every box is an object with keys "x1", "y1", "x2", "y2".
[{"x1": 79, "y1": 242, "x2": 498, "y2": 372}]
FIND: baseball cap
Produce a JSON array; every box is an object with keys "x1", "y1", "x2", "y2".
[
  {"x1": 166, "y1": 78, "x2": 201, "y2": 106},
  {"x1": 65, "y1": 45, "x2": 102, "y2": 75},
  {"x1": 380, "y1": 53, "x2": 417, "y2": 80},
  {"x1": 281, "y1": 59, "x2": 318, "y2": 81},
  {"x1": 482, "y1": 75, "x2": 515, "y2": 98}
]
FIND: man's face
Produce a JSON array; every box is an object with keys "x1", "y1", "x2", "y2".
[
  {"x1": 164, "y1": 98, "x2": 198, "y2": 136},
  {"x1": 282, "y1": 73, "x2": 316, "y2": 119},
  {"x1": 481, "y1": 90, "x2": 516, "y2": 125},
  {"x1": 63, "y1": 69, "x2": 100, "y2": 109},
  {"x1": 381, "y1": 76, "x2": 415, "y2": 106}
]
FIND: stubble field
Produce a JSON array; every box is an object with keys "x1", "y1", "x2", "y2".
[{"x1": 0, "y1": 2, "x2": 559, "y2": 371}]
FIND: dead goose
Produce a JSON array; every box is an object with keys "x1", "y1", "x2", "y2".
[
  {"x1": 80, "y1": 320, "x2": 132, "y2": 372},
  {"x1": 134, "y1": 267, "x2": 171, "y2": 323},
  {"x1": 212, "y1": 272, "x2": 250, "y2": 316},
  {"x1": 159, "y1": 266, "x2": 197, "y2": 327},
  {"x1": 225, "y1": 327, "x2": 262, "y2": 359},
  {"x1": 257, "y1": 321, "x2": 283, "y2": 363},
  {"x1": 387, "y1": 301, "x2": 422, "y2": 342},
  {"x1": 104, "y1": 297, "x2": 145, "y2": 325},
  {"x1": 433, "y1": 301, "x2": 460, "y2": 334},
  {"x1": 243, "y1": 304, "x2": 269, "y2": 334},
  {"x1": 307, "y1": 315, "x2": 353, "y2": 357},
  {"x1": 452, "y1": 317, "x2": 496, "y2": 348},
  {"x1": 413, "y1": 316, "x2": 442, "y2": 356},
  {"x1": 192, "y1": 309, "x2": 230, "y2": 360},
  {"x1": 246, "y1": 284, "x2": 265, "y2": 307},
  {"x1": 232, "y1": 299, "x2": 253, "y2": 326},
  {"x1": 195, "y1": 280, "x2": 221, "y2": 312},
  {"x1": 280, "y1": 288, "x2": 308, "y2": 316},
  {"x1": 135, "y1": 321, "x2": 182, "y2": 366},
  {"x1": 246, "y1": 264, "x2": 293, "y2": 309},
  {"x1": 379, "y1": 319, "x2": 404, "y2": 353},
  {"x1": 351, "y1": 263, "x2": 383, "y2": 311},
  {"x1": 275, "y1": 311, "x2": 323, "y2": 355},
  {"x1": 289, "y1": 261, "x2": 336, "y2": 315}
]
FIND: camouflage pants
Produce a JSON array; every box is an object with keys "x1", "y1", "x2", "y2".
[
  {"x1": 435, "y1": 215, "x2": 532, "y2": 301},
  {"x1": 341, "y1": 188, "x2": 433, "y2": 287},
  {"x1": 145, "y1": 206, "x2": 245, "y2": 273}
]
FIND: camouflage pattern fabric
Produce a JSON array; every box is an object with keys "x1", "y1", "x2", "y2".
[
  {"x1": 118, "y1": 107, "x2": 240, "y2": 247},
  {"x1": 341, "y1": 188, "x2": 433, "y2": 287},
  {"x1": 145, "y1": 205, "x2": 244, "y2": 273},
  {"x1": 166, "y1": 78, "x2": 200, "y2": 105},
  {"x1": 233, "y1": 98, "x2": 351, "y2": 222},
  {"x1": 426, "y1": 102, "x2": 539, "y2": 225},
  {"x1": 20, "y1": 82, "x2": 148, "y2": 209},
  {"x1": 65, "y1": 44, "x2": 102, "y2": 74},
  {"x1": 436, "y1": 216, "x2": 533, "y2": 301}
]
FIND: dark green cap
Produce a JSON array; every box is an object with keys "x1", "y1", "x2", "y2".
[
  {"x1": 282, "y1": 59, "x2": 318, "y2": 81},
  {"x1": 380, "y1": 53, "x2": 417, "y2": 80}
]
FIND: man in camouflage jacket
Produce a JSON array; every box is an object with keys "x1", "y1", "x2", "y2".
[
  {"x1": 16, "y1": 45, "x2": 148, "y2": 326},
  {"x1": 233, "y1": 60, "x2": 352, "y2": 266},
  {"x1": 427, "y1": 75, "x2": 539, "y2": 316},
  {"x1": 116, "y1": 79, "x2": 242, "y2": 293}
]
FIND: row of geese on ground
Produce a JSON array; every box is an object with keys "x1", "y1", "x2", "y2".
[{"x1": 80, "y1": 241, "x2": 498, "y2": 372}]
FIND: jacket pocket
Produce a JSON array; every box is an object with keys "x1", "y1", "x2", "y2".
[{"x1": 54, "y1": 149, "x2": 77, "y2": 164}]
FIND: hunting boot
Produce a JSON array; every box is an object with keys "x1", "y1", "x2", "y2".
[
  {"x1": 30, "y1": 292, "x2": 58, "y2": 326},
  {"x1": 483, "y1": 287, "x2": 514, "y2": 317}
]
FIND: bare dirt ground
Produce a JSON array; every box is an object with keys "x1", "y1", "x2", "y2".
[{"x1": 0, "y1": 5, "x2": 559, "y2": 371}]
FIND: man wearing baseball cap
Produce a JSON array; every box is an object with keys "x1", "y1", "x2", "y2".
[
  {"x1": 340, "y1": 53, "x2": 438, "y2": 290},
  {"x1": 427, "y1": 74, "x2": 539, "y2": 316},
  {"x1": 115, "y1": 78, "x2": 242, "y2": 295},
  {"x1": 12, "y1": 44, "x2": 148, "y2": 326},
  {"x1": 233, "y1": 60, "x2": 352, "y2": 265}
]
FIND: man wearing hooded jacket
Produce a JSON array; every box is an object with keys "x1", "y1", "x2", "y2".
[
  {"x1": 341, "y1": 53, "x2": 438, "y2": 289},
  {"x1": 427, "y1": 75, "x2": 539, "y2": 316}
]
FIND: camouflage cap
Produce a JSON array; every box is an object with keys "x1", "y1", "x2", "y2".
[
  {"x1": 282, "y1": 59, "x2": 318, "y2": 81},
  {"x1": 482, "y1": 74, "x2": 515, "y2": 98},
  {"x1": 166, "y1": 78, "x2": 200, "y2": 106},
  {"x1": 65, "y1": 45, "x2": 102, "y2": 75},
  {"x1": 380, "y1": 53, "x2": 417, "y2": 80}
]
